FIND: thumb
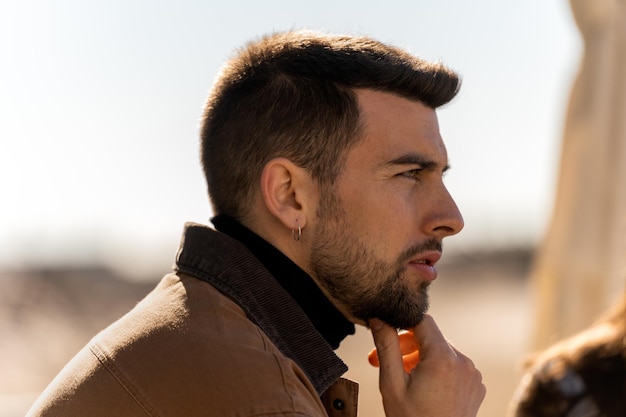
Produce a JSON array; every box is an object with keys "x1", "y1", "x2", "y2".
[
  {"x1": 410, "y1": 315, "x2": 449, "y2": 358},
  {"x1": 369, "y1": 318, "x2": 407, "y2": 390}
]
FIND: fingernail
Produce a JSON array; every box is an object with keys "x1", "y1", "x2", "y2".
[{"x1": 369, "y1": 318, "x2": 383, "y2": 331}]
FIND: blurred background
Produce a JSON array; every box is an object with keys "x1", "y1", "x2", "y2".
[
  {"x1": 2, "y1": 1, "x2": 624, "y2": 416},
  {"x1": 1, "y1": 0, "x2": 580, "y2": 272}
]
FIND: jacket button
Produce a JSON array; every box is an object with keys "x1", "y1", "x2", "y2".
[{"x1": 332, "y1": 399, "x2": 345, "y2": 411}]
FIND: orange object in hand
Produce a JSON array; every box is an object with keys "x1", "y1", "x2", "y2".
[{"x1": 368, "y1": 330, "x2": 420, "y2": 373}]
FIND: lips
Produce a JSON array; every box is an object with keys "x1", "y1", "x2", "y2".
[{"x1": 408, "y1": 251, "x2": 441, "y2": 281}]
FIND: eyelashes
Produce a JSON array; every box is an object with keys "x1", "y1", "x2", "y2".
[{"x1": 400, "y1": 169, "x2": 423, "y2": 180}]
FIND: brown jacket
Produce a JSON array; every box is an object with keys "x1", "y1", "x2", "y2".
[{"x1": 27, "y1": 224, "x2": 358, "y2": 417}]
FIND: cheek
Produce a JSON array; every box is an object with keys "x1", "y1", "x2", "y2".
[
  {"x1": 338, "y1": 182, "x2": 422, "y2": 245},
  {"x1": 355, "y1": 201, "x2": 418, "y2": 249}
]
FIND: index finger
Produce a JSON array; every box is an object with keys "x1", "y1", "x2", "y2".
[{"x1": 369, "y1": 318, "x2": 408, "y2": 390}]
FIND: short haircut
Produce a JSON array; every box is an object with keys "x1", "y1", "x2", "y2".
[{"x1": 200, "y1": 30, "x2": 460, "y2": 220}]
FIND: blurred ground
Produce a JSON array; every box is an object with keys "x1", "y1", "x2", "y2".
[{"x1": 0, "y1": 247, "x2": 534, "y2": 417}]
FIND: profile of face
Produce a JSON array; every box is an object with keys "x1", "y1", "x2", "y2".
[{"x1": 309, "y1": 89, "x2": 464, "y2": 330}]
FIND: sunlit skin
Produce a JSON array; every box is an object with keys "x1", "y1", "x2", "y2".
[{"x1": 307, "y1": 89, "x2": 464, "y2": 329}]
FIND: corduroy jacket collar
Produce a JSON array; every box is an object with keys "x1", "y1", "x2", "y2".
[{"x1": 174, "y1": 222, "x2": 348, "y2": 395}]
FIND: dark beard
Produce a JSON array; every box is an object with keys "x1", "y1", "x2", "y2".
[
  {"x1": 354, "y1": 278, "x2": 431, "y2": 330},
  {"x1": 311, "y1": 214, "x2": 440, "y2": 329}
]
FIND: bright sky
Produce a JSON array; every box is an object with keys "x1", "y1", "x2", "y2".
[{"x1": 0, "y1": 0, "x2": 581, "y2": 274}]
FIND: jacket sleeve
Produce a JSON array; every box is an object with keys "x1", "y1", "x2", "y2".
[{"x1": 25, "y1": 344, "x2": 152, "y2": 417}]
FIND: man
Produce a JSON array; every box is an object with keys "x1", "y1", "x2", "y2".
[{"x1": 27, "y1": 30, "x2": 485, "y2": 417}]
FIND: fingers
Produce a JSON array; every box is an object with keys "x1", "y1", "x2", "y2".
[
  {"x1": 410, "y1": 314, "x2": 449, "y2": 356},
  {"x1": 369, "y1": 318, "x2": 407, "y2": 392},
  {"x1": 370, "y1": 315, "x2": 486, "y2": 417}
]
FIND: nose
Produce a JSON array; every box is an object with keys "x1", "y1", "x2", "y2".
[{"x1": 425, "y1": 185, "x2": 464, "y2": 239}]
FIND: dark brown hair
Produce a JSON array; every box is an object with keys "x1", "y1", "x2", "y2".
[
  {"x1": 200, "y1": 30, "x2": 460, "y2": 220},
  {"x1": 512, "y1": 294, "x2": 626, "y2": 417}
]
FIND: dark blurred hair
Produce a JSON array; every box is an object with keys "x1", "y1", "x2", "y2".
[
  {"x1": 512, "y1": 294, "x2": 626, "y2": 417},
  {"x1": 200, "y1": 30, "x2": 460, "y2": 220}
]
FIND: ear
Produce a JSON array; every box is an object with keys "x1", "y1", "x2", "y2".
[{"x1": 260, "y1": 158, "x2": 313, "y2": 231}]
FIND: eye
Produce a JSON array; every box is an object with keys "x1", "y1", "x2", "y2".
[{"x1": 400, "y1": 168, "x2": 423, "y2": 181}]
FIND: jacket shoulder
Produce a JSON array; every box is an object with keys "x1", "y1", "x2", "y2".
[{"x1": 28, "y1": 273, "x2": 328, "y2": 417}]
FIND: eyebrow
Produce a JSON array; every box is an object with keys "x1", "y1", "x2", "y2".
[{"x1": 385, "y1": 153, "x2": 451, "y2": 173}]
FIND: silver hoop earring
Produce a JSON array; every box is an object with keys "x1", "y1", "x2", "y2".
[{"x1": 292, "y1": 224, "x2": 301, "y2": 242}]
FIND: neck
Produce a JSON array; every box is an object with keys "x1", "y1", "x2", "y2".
[{"x1": 211, "y1": 214, "x2": 355, "y2": 349}]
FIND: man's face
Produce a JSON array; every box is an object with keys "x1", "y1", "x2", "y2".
[{"x1": 309, "y1": 89, "x2": 464, "y2": 329}]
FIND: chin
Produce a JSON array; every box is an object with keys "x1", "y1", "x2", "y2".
[{"x1": 366, "y1": 312, "x2": 425, "y2": 331}]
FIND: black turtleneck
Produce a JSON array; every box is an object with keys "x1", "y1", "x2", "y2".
[{"x1": 211, "y1": 215, "x2": 355, "y2": 350}]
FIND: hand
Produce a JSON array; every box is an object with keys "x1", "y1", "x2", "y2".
[{"x1": 369, "y1": 316, "x2": 486, "y2": 417}]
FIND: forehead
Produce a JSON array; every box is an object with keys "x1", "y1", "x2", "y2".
[{"x1": 351, "y1": 89, "x2": 448, "y2": 167}]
